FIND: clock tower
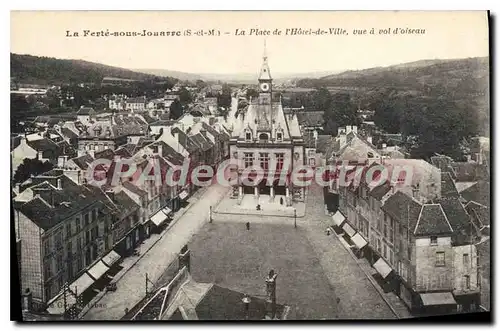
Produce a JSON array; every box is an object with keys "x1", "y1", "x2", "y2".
[{"x1": 258, "y1": 42, "x2": 272, "y2": 105}]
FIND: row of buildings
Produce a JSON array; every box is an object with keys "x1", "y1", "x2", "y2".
[
  {"x1": 324, "y1": 125, "x2": 490, "y2": 315},
  {"x1": 12, "y1": 101, "x2": 232, "y2": 317}
]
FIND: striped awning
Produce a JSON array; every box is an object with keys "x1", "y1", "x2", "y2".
[
  {"x1": 342, "y1": 223, "x2": 356, "y2": 237},
  {"x1": 87, "y1": 261, "x2": 109, "y2": 280},
  {"x1": 351, "y1": 233, "x2": 368, "y2": 249},
  {"x1": 332, "y1": 211, "x2": 346, "y2": 226},
  {"x1": 179, "y1": 190, "x2": 189, "y2": 200},
  {"x1": 373, "y1": 258, "x2": 393, "y2": 279},
  {"x1": 420, "y1": 292, "x2": 457, "y2": 306},
  {"x1": 102, "y1": 250, "x2": 121, "y2": 267}
]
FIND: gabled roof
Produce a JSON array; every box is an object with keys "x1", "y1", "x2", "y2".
[
  {"x1": 94, "y1": 148, "x2": 115, "y2": 161},
  {"x1": 123, "y1": 181, "x2": 147, "y2": 196},
  {"x1": 171, "y1": 127, "x2": 199, "y2": 154},
  {"x1": 440, "y1": 172, "x2": 459, "y2": 198},
  {"x1": 381, "y1": 191, "x2": 422, "y2": 231},
  {"x1": 70, "y1": 154, "x2": 94, "y2": 170},
  {"x1": 26, "y1": 138, "x2": 59, "y2": 153},
  {"x1": 61, "y1": 127, "x2": 79, "y2": 140},
  {"x1": 465, "y1": 201, "x2": 490, "y2": 227},
  {"x1": 154, "y1": 141, "x2": 185, "y2": 166},
  {"x1": 369, "y1": 181, "x2": 392, "y2": 201},
  {"x1": 191, "y1": 133, "x2": 213, "y2": 151},
  {"x1": 437, "y1": 198, "x2": 471, "y2": 234},
  {"x1": 76, "y1": 107, "x2": 95, "y2": 115},
  {"x1": 414, "y1": 204, "x2": 453, "y2": 236},
  {"x1": 460, "y1": 180, "x2": 490, "y2": 208}
]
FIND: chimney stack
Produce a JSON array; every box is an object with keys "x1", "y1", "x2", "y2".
[{"x1": 57, "y1": 178, "x2": 62, "y2": 190}]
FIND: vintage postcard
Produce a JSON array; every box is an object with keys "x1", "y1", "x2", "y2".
[{"x1": 11, "y1": 11, "x2": 490, "y2": 321}]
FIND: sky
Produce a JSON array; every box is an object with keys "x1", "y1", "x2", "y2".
[{"x1": 11, "y1": 11, "x2": 489, "y2": 75}]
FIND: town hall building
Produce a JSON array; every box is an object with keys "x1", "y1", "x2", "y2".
[{"x1": 229, "y1": 49, "x2": 305, "y2": 207}]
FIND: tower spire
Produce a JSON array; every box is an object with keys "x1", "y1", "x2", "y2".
[{"x1": 263, "y1": 38, "x2": 268, "y2": 62}]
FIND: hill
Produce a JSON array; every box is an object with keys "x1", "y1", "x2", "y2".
[{"x1": 11, "y1": 53, "x2": 177, "y2": 86}]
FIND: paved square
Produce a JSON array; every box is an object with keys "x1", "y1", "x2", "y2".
[{"x1": 188, "y1": 222, "x2": 339, "y2": 319}]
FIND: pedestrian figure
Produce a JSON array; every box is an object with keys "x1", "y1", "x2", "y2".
[
  {"x1": 256, "y1": 204, "x2": 261, "y2": 211},
  {"x1": 246, "y1": 222, "x2": 250, "y2": 230},
  {"x1": 326, "y1": 228, "x2": 332, "y2": 236},
  {"x1": 279, "y1": 197, "x2": 283, "y2": 205}
]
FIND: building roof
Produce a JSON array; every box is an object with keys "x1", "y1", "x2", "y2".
[
  {"x1": 437, "y1": 198, "x2": 471, "y2": 234},
  {"x1": 11, "y1": 135, "x2": 21, "y2": 151},
  {"x1": 16, "y1": 177, "x2": 110, "y2": 231},
  {"x1": 123, "y1": 181, "x2": 148, "y2": 196},
  {"x1": 70, "y1": 154, "x2": 95, "y2": 170},
  {"x1": 465, "y1": 201, "x2": 490, "y2": 228},
  {"x1": 295, "y1": 111, "x2": 324, "y2": 128},
  {"x1": 171, "y1": 127, "x2": 199, "y2": 154},
  {"x1": 315, "y1": 135, "x2": 331, "y2": 154},
  {"x1": 26, "y1": 138, "x2": 59, "y2": 153},
  {"x1": 190, "y1": 133, "x2": 213, "y2": 152},
  {"x1": 381, "y1": 191, "x2": 422, "y2": 232},
  {"x1": 440, "y1": 172, "x2": 460, "y2": 198},
  {"x1": 126, "y1": 96, "x2": 147, "y2": 104},
  {"x1": 414, "y1": 204, "x2": 453, "y2": 236},
  {"x1": 61, "y1": 127, "x2": 79, "y2": 140},
  {"x1": 460, "y1": 180, "x2": 490, "y2": 208},
  {"x1": 369, "y1": 182, "x2": 392, "y2": 201},
  {"x1": 94, "y1": 148, "x2": 115, "y2": 161},
  {"x1": 76, "y1": 107, "x2": 95, "y2": 115}
]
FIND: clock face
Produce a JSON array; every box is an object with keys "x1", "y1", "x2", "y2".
[{"x1": 260, "y1": 83, "x2": 270, "y2": 92}]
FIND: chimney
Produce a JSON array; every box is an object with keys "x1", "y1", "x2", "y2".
[
  {"x1": 382, "y1": 143, "x2": 387, "y2": 149},
  {"x1": 352, "y1": 126, "x2": 358, "y2": 134},
  {"x1": 21, "y1": 288, "x2": 33, "y2": 312},
  {"x1": 57, "y1": 178, "x2": 62, "y2": 190},
  {"x1": 367, "y1": 136, "x2": 373, "y2": 144},
  {"x1": 158, "y1": 143, "x2": 163, "y2": 156}
]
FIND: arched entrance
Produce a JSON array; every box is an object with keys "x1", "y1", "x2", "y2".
[
  {"x1": 258, "y1": 179, "x2": 271, "y2": 195},
  {"x1": 273, "y1": 179, "x2": 286, "y2": 196}
]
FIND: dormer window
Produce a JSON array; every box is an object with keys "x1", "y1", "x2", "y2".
[
  {"x1": 259, "y1": 133, "x2": 269, "y2": 142},
  {"x1": 245, "y1": 130, "x2": 252, "y2": 142},
  {"x1": 276, "y1": 132, "x2": 283, "y2": 141}
]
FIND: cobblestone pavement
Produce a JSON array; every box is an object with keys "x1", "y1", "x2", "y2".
[
  {"x1": 302, "y1": 183, "x2": 397, "y2": 319},
  {"x1": 82, "y1": 184, "x2": 230, "y2": 320}
]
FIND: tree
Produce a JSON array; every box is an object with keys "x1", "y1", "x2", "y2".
[
  {"x1": 178, "y1": 87, "x2": 193, "y2": 105},
  {"x1": 217, "y1": 84, "x2": 232, "y2": 110},
  {"x1": 246, "y1": 88, "x2": 259, "y2": 100},
  {"x1": 322, "y1": 92, "x2": 357, "y2": 135},
  {"x1": 169, "y1": 99, "x2": 183, "y2": 120},
  {"x1": 13, "y1": 158, "x2": 54, "y2": 184}
]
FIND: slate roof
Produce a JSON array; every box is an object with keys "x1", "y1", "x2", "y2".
[
  {"x1": 460, "y1": 180, "x2": 490, "y2": 208},
  {"x1": 26, "y1": 138, "x2": 59, "y2": 153},
  {"x1": 414, "y1": 204, "x2": 453, "y2": 236},
  {"x1": 440, "y1": 172, "x2": 460, "y2": 198},
  {"x1": 114, "y1": 146, "x2": 133, "y2": 158},
  {"x1": 381, "y1": 191, "x2": 422, "y2": 232},
  {"x1": 201, "y1": 122, "x2": 220, "y2": 139},
  {"x1": 126, "y1": 96, "x2": 147, "y2": 104},
  {"x1": 118, "y1": 143, "x2": 138, "y2": 156},
  {"x1": 11, "y1": 136, "x2": 21, "y2": 151},
  {"x1": 76, "y1": 107, "x2": 95, "y2": 115},
  {"x1": 295, "y1": 111, "x2": 324, "y2": 128},
  {"x1": 191, "y1": 133, "x2": 213, "y2": 151},
  {"x1": 94, "y1": 148, "x2": 115, "y2": 161},
  {"x1": 61, "y1": 127, "x2": 79, "y2": 140},
  {"x1": 465, "y1": 201, "x2": 490, "y2": 228},
  {"x1": 369, "y1": 181, "x2": 392, "y2": 201},
  {"x1": 112, "y1": 191, "x2": 140, "y2": 219},
  {"x1": 156, "y1": 141, "x2": 185, "y2": 166},
  {"x1": 16, "y1": 179, "x2": 110, "y2": 231},
  {"x1": 123, "y1": 181, "x2": 147, "y2": 196},
  {"x1": 315, "y1": 135, "x2": 331, "y2": 154},
  {"x1": 437, "y1": 198, "x2": 471, "y2": 234},
  {"x1": 171, "y1": 127, "x2": 199, "y2": 154},
  {"x1": 450, "y1": 162, "x2": 489, "y2": 182},
  {"x1": 430, "y1": 155, "x2": 452, "y2": 172},
  {"x1": 70, "y1": 154, "x2": 95, "y2": 170}
]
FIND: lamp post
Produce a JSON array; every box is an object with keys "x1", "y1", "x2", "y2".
[
  {"x1": 294, "y1": 208, "x2": 297, "y2": 229},
  {"x1": 242, "y1": 295, "x2": 251, "y2": 320}
]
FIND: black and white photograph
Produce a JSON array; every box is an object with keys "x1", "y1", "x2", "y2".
[{"x1": 10, "y1": 10, "x2": 491, "y2": 321}]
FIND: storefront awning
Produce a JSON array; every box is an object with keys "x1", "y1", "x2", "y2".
[
  {"x1": 151, "y1": 209, "x2": 168, "y2": 226},
  {"x1": 332, "y1": 211, "x2": 346, "y2": 227},
  {"x1": 46, "y1": 291, "x2": 77, "y2": 315},
  {"x1": 69, "y1": 272, "x2": 95, "y2": 296},
  {"x1": 102, "y1": 250, "x2": 121, "y2": 267},
  {"x1": 342, "y1": 222, "x2": 356, "y2": 237},
  {"x1": 420, "y1": 292, "x2": 457, "y2": 306},
  {"x1": 351, "y1": 233, "x2": 368, "y2": 249},
  {"x1": 373, "y1": 258, "x2": 393, "y2": 279},
  {"x1": 87, "y1": 261, "x2": 109, "y2": 280},
  {"x1": 179, "y1": 190, "x2": 189, "y2": 200},
  {"x1": 162, "y1": 206, "x2": 172, "y2": 215}
]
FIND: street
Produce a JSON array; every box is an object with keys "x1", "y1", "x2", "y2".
[{"x1": 82, "y1": 184, "x2": 230, "y2": 320}]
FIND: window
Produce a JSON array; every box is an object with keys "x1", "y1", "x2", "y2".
[
  {"x1": 93, "y1": 209, "x2": 98, "y2": 222},
  {"x1": 84, "y1": 213, "x2": 89, "y2": 226},
  {"x1": 276, "y1": 132, "x2": 283, "y2": 141},
  {"x1": 259, "y1": 153, "x2": 269, "y2": 170},
  {"x1": 43, "y1": 238, "x2": 51, "y2": 256},
  {"x1": 75, "y1": 217, "x2": 81, "y2": 232},
  {"x1": 463, "y1": 253, "x2": 470, "y2": 266},
  {"x1": 245, "y1": 130, "x2": 252, "y2": 141},
  {"x1": 430, "y1": 236, "x2": 438, "y2": 245},
  {"x1": 275, "y1": 153, "x2": 284, "y2": 171},
  {"x1": 244, "y1": 153, "x2": 254, "y2": 168},
  {"x1": 383, "y1": 243, "x2": 388, "y2": 259},
  {"x1": 44, "y1": 262, "x2": 52, "y2": 279},
  {"x1": 55, "y1": 232, "x2": 63, "y2": 250},
  {"x1": 376, "y1": 239, "x2": 381, "y2": 252},
  {"x1": 66, "y1": 242, "x2": 72, "y2": 259},
  {"x1": 435, "y1": 251, "x2": 445, "y2": 266},
  {"x1": 77, "y1": 237, "x2": 82, "y2": 251},
  {"x1": 76, "y1": 256, "x2": 83, "y2": 271},
  {"x1": 66, "y1": 223, "x2": 72, "y2": 238},
  {"x1": 56, "y1": 253, "x2": 63, "y2": 271},
  {"x1": 259, "y1": 133, "x2": 269, "y2": 142},
  {"x1": 389, "y1": 249, "x2": 394, "y2": 265},
  {"x1": 309, "y1": 158, "x2": 316, "y2": 166},
  {"x1": 464, "y1": 275, "x2": 471, "y2": 290}
]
